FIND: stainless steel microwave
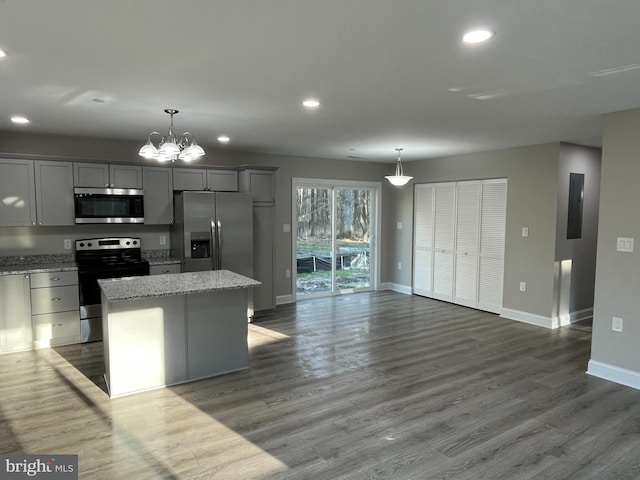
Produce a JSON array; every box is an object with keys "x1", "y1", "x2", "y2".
[{"x1": 74, "y1": 187, "x2": 145, "y2": 224}]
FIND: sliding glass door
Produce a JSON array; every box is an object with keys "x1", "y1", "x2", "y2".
[{"x1": 294, "y1": 179, "x2": 379, "y2": 299}]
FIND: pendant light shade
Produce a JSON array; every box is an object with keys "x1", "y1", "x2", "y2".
[{"x1": 385, "y1": 148, "x2": 413, "y2": 186}]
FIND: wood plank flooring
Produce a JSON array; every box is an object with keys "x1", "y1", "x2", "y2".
[{"x1": 1, "y1": 291, "x2": 640, "y2": 479}]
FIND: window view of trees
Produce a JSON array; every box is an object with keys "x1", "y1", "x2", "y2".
[{"x1": 296, "y1": 187, "x2": 371, "y2": 294}]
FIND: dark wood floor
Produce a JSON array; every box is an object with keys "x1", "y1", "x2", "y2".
[{"x1": 1, "y1": 291, "x2": 639, "y2": 479}]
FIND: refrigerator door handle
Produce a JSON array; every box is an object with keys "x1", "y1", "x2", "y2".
[
  {"x1": 210, "y1": 217, "x2": 216, "y2": 270},
  {"x1": 216, "y1": 217, "x2": 222, "y2": 269}
]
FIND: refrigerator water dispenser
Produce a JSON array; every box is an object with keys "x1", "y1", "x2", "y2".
[{"x1": 190, "y1": 232, "x2": 211, "y2": 259}]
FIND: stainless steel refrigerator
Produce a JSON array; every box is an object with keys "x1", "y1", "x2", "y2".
[{"x1": 170, "y1": 191, "x2": 254, "y2": 278}]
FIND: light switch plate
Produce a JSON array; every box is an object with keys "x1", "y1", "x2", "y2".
[
  {"x1": 522, "y1": 227, "x2": 529, "y2": 237},
  {"x1": 612, "y1": 317, "x2": 623, "y2": 332},
  {"x1": 63, "y1": 239, "x2": 72, "y2": 250},
  {"x1": 519, "y1": 282, "x2": 527, "y2": 292},
  {"x1": 283, "y1": 223, "x2": 291, "y2": 233},
  {"x1": 397, "y1": 222, "x2": 403, "y2": 230},
  {"x1": 617, "y1": 237, "x2": 634, "y2": 252}
]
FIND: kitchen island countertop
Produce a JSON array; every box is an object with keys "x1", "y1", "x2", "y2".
[{"x1": 98, "y1": 269, "x2": 260, "y2": 302}]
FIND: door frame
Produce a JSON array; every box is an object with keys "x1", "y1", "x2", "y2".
[{"x1": 291, "y1": 178, "x2": 382, "y2": 302}]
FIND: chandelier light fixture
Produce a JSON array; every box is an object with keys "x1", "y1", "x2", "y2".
[
  {"x1": 138, "y1": 109, "x2": 205, "y2": 162},
  {"x1": 385, "y1": 148, "x2": 413, "y2": 186}
]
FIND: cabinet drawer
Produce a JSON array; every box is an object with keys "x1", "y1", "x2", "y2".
[
  {"x1": 33, "y1": 311, "x2": 80, "y2": 347},
  {"x1": 31, "y1": 286, "x2": 79, "y2": 315},
  {"x1": 30, "y1": 271, "x2": 78, "y2": 288},
  {"x1": 149, "y1": 264, "x2": 181, "y2": 275}
]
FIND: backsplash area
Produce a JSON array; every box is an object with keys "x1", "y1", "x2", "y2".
[{"x1": 0, "y1": 225, "x2": 170, "y2": 256}]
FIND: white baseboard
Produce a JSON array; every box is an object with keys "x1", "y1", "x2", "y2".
[
  {"x1": 500, "y1": 308, "x2": 555, "y2": 329},
  {"x1": 379, "y1": 282, "x2": 412, "y2": 295},
  {"x1": 276, "y1": 294, "x2": 294, "y2": 305},
  {"x1": 501, "y1": 307, "x2": 593, "y2": 329},
  {"x1": 587, "y1": 359, "x2": 640, "y2": 391}
]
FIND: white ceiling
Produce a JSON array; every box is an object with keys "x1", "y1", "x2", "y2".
[{"x1": 2, "y1": 0, "x2": 640, "y2": 163}]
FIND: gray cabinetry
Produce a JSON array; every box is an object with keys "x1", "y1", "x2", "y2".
[
  {"x1": 0, "y1": 274, "x2": 32, "y2": 353},
  {"x1": 239, "y1": 167, "x2": 275, "y2": 203},
  {"x1": 173, "y1": 168, "x2": 238, "y2": 191},
  {"x1": 149, "y1": 264, "x2": 181, "y2": 275},
  {"x1": 0, "y1": 159, "x2": 37, "y2": 227},
  {"x1": 239, "y1": 167, "x2": 277, "y2": 314},
  {"x1": 34, "y1": 160, "x2": 74, "y2": 226},
  {"x1": 30, "y1": 271, "x2": 80, "y2": 347},
  {"x1": 74, "y1": 162, "x2": 142, "y2": 188},
  {"x1": 143, "y1": 166, "x2": 174, "y2": 224}
]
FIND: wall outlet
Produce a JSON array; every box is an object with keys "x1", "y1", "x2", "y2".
[
  {"x1": 519, "y1": 281, "x2": 527, "y2": 292},
  {"x1": 397, "y1": 262, "x2": 402, "y2": 270},
  {"x1": 285, "y1": 269, "x2": 291, "y2": 278},
  {"x1": 63, "y1": 239, "x2": 72, "y2": 250},
  {"x1": 616, "y1": 237, "x2": 634, "y2": 252},
  {"x1": 283, "y1": 223, "x2": 291, "y2": 233},
  {"x1": 397, "y1": 222, "x2": 403, "y2": 230},
  {"x1": 612, "y1": 317, "x2": 623, "y2": 332},
  {"x1": 522, "y1": 227, "x2": 529, "y2": 237},
  {"x1": 159, "y1": 235, "x2": 167, "y2": 246}
]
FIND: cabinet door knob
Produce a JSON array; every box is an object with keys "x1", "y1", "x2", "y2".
[
  {"x1": 51, "y1": 297, "x2": 62, "y2": 302},
  {"x1": 105, "y1": 184, "x2": 109, "y2": 187},
  {"x1": 32, "y1": 222, "x2": 36, "y2": 226}
]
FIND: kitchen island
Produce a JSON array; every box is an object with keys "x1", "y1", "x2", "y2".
[{"x1": 99, "y1": 270, "x2": 260, "y2": 398}]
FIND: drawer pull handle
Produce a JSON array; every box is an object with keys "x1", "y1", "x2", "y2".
[
  {"x1": 52, "y1": 324, "x2": 63, "y2": 328},
  {"x1": 51, "y1": 277, "x2": 61, "y2": 281},
  {"x1": 51, "y1": 298, "x2": 62, "y2": 302}
]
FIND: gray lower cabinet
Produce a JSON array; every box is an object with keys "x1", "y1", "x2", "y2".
[
  {"x1": 0, "y1": 159, "x2": 37, "y2": 227},
  {"x1": 0, "y1": 274, "x2": 32, "y2": 353},
  {"x1": 34, "y1": 160, "x2": 75, "y2": 226},
  {"x1": 149, "y1": 264, "x2": 181, "y2": 275},
  {"x1": 143, "y1": 166, "x2": 174, "y2": 225},
  {"x1": 30, "y1": 271, "x2": 80, "y2": 347},
  {"x1": 253, "y1": 205, "x2": 276, "y2": 312}
]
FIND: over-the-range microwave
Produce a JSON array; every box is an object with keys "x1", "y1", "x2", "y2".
[{"x1": 74, "y1": 187, "x2": 145, "y2": 224}]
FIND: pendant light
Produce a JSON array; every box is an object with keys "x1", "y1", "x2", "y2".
[
  {"x1": 138, "y1": 109, "x2": 205, "y2": 162},
  {"x1": 385, "y1": 148, "x2": 413, "y2": 186}
]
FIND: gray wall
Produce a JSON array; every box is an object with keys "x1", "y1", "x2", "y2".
[
  {"x1": 384, "y1": 143, "x2": 562, "y2": 318},
  {"x1": 591, "y1": 108, "x2": 640, "y2": 372},
  {"x1": 0, "y1": 132, "x2": 389, "y2": 299},
  {"x1": 554, "y1": 144, "x2": 601, "y2": 320}
]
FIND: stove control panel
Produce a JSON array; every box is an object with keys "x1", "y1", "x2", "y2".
[{"x1": 75, "y1": 237, "x2": 141, "y2": 251}]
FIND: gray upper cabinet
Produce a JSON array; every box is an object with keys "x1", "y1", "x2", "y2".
[
  {"x1": 239, "y1": 168, "x2": 276, "y2": 203},
  {"x1": 143, "y1": 166, "x2": 174, "y2": 225},
  {"x1": 74, "y1": 162, "x2": 142, "y2": 189},
  {"x1": 110, "y1": 164, "x2": 143, "y2": 189},
  {"x1": 34, "y1": 161, "x2": 74, "y2": 226},
  {"x1": 207, "y1": 169, "x2": 238, "y2": 191},
  {"x1": 173, "y1": 168, "x2": 238, "y2": 191},
  {"x1": 0, "y1": 159, "x2": 37, "y2": 227}
]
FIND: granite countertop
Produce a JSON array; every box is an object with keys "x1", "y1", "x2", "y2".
[
  {"x1": 0, "y1": 255, "x2": 77, "y2": 276},
  {"x1": 99, "y1": 269, "x2": 261, "y2": 302},
  {"x1": 142, "y1": 249, "x2": 181, "y2": 266}
]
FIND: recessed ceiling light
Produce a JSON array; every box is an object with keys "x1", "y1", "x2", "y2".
[
  {"x1": 462, "y1": 29, "x2": 495, "y2": 44},
  {"x1": 217, "y1": 135, "x2": 230, "y2": 143},
  {"x1": 302, "y1": 98, "x2": 320, "y2": 109},
  {"x1": 0, "y1": 49, "x2": 6, "y2": 58},
  {"x1": 11, "y1": 116, "x2": 30, "y2": 125}
]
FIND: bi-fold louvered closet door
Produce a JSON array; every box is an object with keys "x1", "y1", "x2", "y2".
[{"x1": 413, "y1": 179, "x2": 507, "y2": 314}]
